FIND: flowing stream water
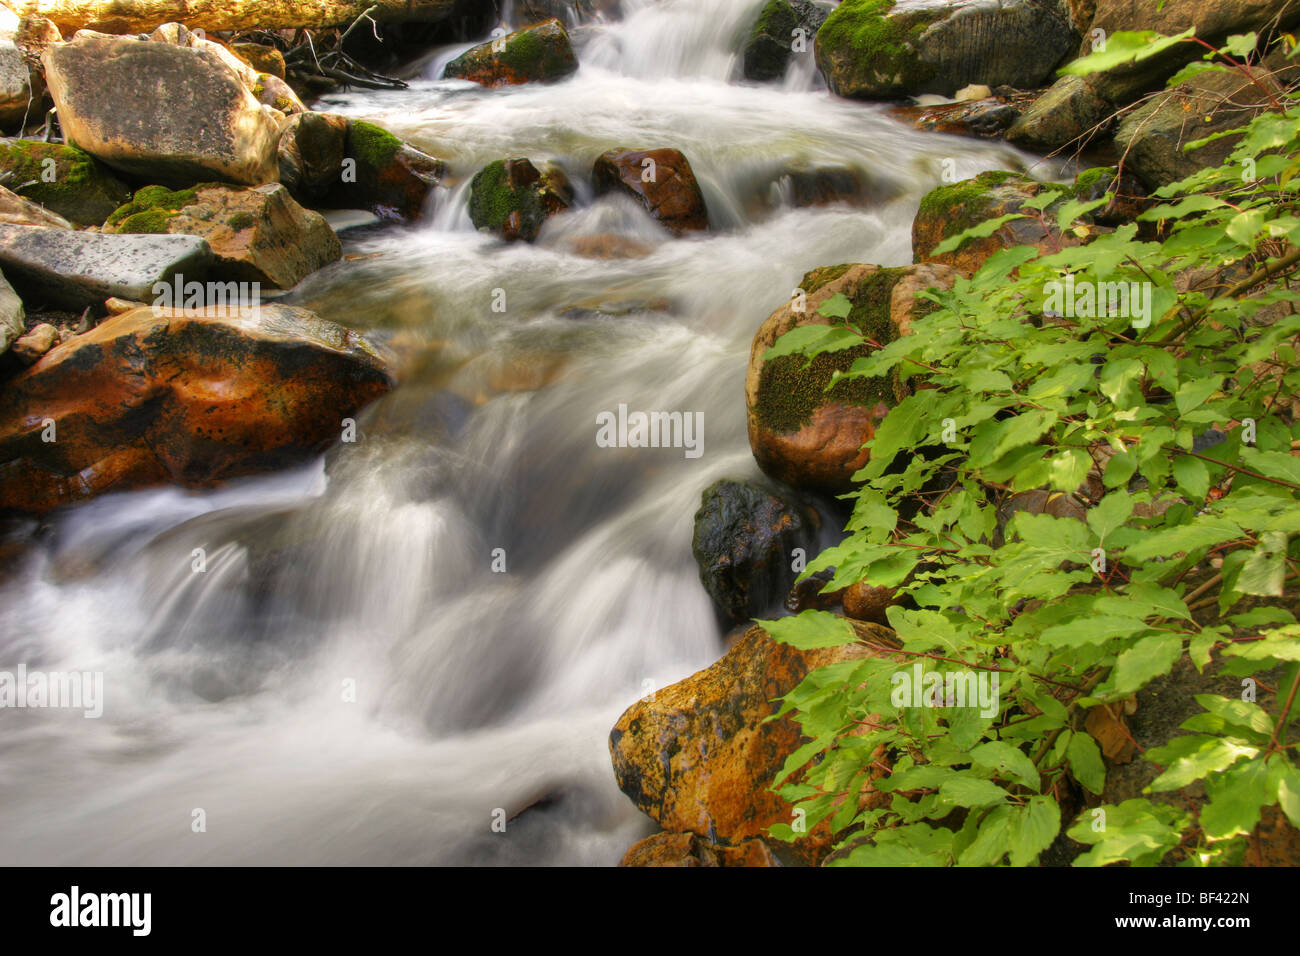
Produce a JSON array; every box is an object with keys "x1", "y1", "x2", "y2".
[{"x1": 0, "y1": 0, "x2": 1054, "y2": 865}]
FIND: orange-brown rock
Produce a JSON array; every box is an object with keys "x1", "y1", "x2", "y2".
[
  {"x1": 609, "y1": 622, "x2": 892, "y2": 865},
  {"x1": 0, "y1": 304, "x2": 393, "y2": 514},
  {"x1": 842, "y1": 580, "x2": 900, "y2": 625},
  {"x1": 592, "y1": 147, "x2": 708, "y2": 236},
  {"x1": 745, "y1": 262, "x2": 957, "y2": 494},
  {"x1": 619, "y1": 831, "x2": 781, "y2": 867}
]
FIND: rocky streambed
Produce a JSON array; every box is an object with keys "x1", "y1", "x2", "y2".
[{"x1": 0, "y1": 0, "x2": 1295, "y2": 866}]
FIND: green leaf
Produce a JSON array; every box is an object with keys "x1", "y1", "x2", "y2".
[
  {"x1": 939, "y1": 775, "x2": 1010, "y2": 809},
  {"x1": 1058, "y1": 29, "x2": 1195, "y2": 77},
  {"x1": 1067, "y1": 732, "x2": 1106, "y2": 794},
  {"x1": 817, "y1": 292, "x2": 852, "y2": 320},
  {"x1": 1087, "y1": 492, "x2": 1133, "y2": 543},
  {"x1": 1174, "y1": 376, "x2": 1221, "y2": 415},
  {"x1": 931, "y1": 214, "x2": 1029, "y2": 256},
  {"x1": 971, "y1": 741, "x2": 1041, "y2": 792},
  {"x1": 1171, "y1": 455, "x2": 1210, "y2": 499},
  {"x1": 1146, "y1": 735, "x2": 1258, "y2": 791},
  {"x1": 756, "y1": 610, "x2": 857, "y2": 650},
  {"x1": 762, "y1": 323, "x2": 862, "y2": 362},
  {"x1": 1103, "y1": 633, "x2": 1183, "y2": 697},
  {"x1": 1009, "y1": 796, "x2": 1061, "y2": 866},
  {"x1": 1199, "y1": 757, "x2": 1273, "y2": 840}
]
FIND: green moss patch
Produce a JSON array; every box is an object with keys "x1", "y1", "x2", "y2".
[
  {"x1": 105, "y1": 184, "x2": 201, "y2": 233},
  {"x1": 816, "y1": 0, "x2": 940, "y2": 94},
  {"x1": 0, "y1": 139, "x2": 131, "y2": 226},
  {"x1": 347, "y1": 121, "x2": 402, "y2": 173}
]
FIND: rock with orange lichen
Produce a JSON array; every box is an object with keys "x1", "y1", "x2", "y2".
[
  {"x1": 609, "y1": 622, "x2": 893, "y2": 865},
  {"x1": 619, "y1": 831, "x2": 782, "y2": 867},
  {"x1": 0, "y1": 304, "x2": 393, "y2": 513}
]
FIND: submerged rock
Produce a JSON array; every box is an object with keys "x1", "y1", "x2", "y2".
[
  {"x1": 746, "y1": 262, "x2": 956, "y2": 493},
  {"x1": 0, "y1": 223, "x2": 213, "y2": 308},
  {"x1": 468, "y1": 158, "x2": 572, "y2": 242},
  {"x1": 815, "y1": 0, "x2": 1077, "y2": 100},
  {"x1": 592, "y1": 147, "x2": 708, "y2": 235},
  {"x1": 0, "y1": 304, "x2": 394, "y2": 514},
  {"x1": 42, "y1": 32, "x2": 282, "y2": 186},
  {"x1": 104, "y1": 182, "x2": 341, "y2": 289},
  {"x1": 444, "y1": 19, "x2": 578, "y2": 87},
  {"x1": 0, "y1": 139, "x2": 131, "y2": 227},
  {"x1": 691, "y1": 478, "x2": 820, "y2": 622},
  {"x1": 609, "y1": 622, "x2": 890, "y2": 864}
]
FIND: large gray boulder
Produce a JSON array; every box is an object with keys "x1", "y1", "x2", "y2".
[
  {"x1": 42, "y1": 33, "x2": 282, "y2": 186},
  {"x1": 0, "y1": 223, "x2": 212, "y2": 308},
  {"x1": 815, "y1": 0, "x2": 1078, "y2": 100}
]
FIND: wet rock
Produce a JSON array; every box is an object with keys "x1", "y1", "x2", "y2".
[
  {"x1": 444, "y1": 19, "x2": 578, "y2": 87},
  {"x1": 103, "y1": 182, "x2": 341, "y2": 290},
  {"x1": 0, "y1": 139, "x2": 131, "y2": 227},
  {"x1": 691, "y1": 478, "x2": 820, "y2": 622},
  {"x1": 746, "y1": 262, "x2": 957, "y2": 493},
  {"x1": 42, "y1": 32, "x2": 283, "y2": 186},
  {"x1": 1005, "y1": 74, "x2": 1112, "y2": 152},
  {"x1": 327, "y1": 119, "x2": 445, "y2": 221},
  {"x1": 0, "y1": 222, "x2": 212, "y2": 309},
  {"x1": 609, "y1": 622, "x2": 890, "y2": 864},
  {"x1": 468, "y1": 158, "x2": 572, "y2": 242},
  {"x1": 0, "y1": 304, "x2": 394, "y2": 514},
  {"x1": 785, "y1": 566, "x2": 843, "y2": 613},
  {"x1": 1113, "y1": 66, "x2": 1285, "y2": 190},
  {"x1": 619, "y1": 831, "x2": 782, "y2": 866},
  {"x1": 741, "y1": 0, "x2": 827, "y2": 83},
  {"x1": 890, "y1": 96, "x2": 1024, "y2": 139},
  {"x1": 0, "y1": 268, "x2": 21, "y2": 353},
  {"x1": 566, "y1": 233, "x2": 652, "y2": 259},
  {"x1": 277, "y1": 111, "x2": 349, "y2": 205},
  {"x1": 912, "y1": 170, "x2": 1072, "y2": 276},
  {"x1": 0, "y1": 182, "x2": 73, "y2": 229},
  {"x1": 841, "y1": 579, "x2": 900, "y2": 625},
  {"x1": 815, "y1": 0, "x2": 1077, "y2": 100},
  {"x1": 993, "y1": 489, "x2": 1087, "y2": 547},
  {"x1": 777, "y1": 160, "x2": 895, "y2": 207},
  {"x1": 9, "y1": 320, "x2": 56, "y2": 363},
  {"x1": 592, "y1": 147, "x2": 708, "y2": 236}
]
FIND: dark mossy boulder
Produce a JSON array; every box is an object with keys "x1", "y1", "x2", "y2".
[
  {"x1": 1069, "y1": 165, "x2": 1150, "y2": 227},
  {"x1": 814, "y1": 0, "x2": 1076, "y2": 100},
  {"x1": 444, "y1": 19, "x2": 578, "y2": 87},
  {"x1": 0, "y1": 139, "x2": 131, "y2": 227},
  {"x1": 745, "y1": 262, "x2": 957, "y2": 493},
  {"x1": 691, "y1": 478, "x2": 820, "y2": 622},
  {"x1": 468, "y1": 158, "x2": 573, "y2": 242},
  {"x1": 277, "y1": 111, "x2": 349, "y2": 206},
  {"x1": 912, "y1": 170, "x2": 1077, "y2": 275},
  {"x1": 742, "y1": 0, "x2": 828, "y2": 83},
  {"x1": 326, "y1": 119, "x2": 445, "y2": 221}
]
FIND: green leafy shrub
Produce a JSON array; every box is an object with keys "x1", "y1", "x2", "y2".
[{"x1": 762, "y1": 31, "x2": 1300, "y2": 866}]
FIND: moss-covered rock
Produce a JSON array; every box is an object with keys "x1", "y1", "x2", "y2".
[
  {"x1": 912, "y1": 170, "x2": 1077, "y2": 276},
  {"x1": 745, "y1": 262, "x2": 957, "y2": 493},
  {"x1": 325, "y1": 119, "x2": 445, "y2": 221},
  {"x1": 444, "y1": 19, "x2": 578, "y2": 88},
  {"x1": 814, "y1": 0, "x2": 1077, "y2": 100},
  {"x1": 468, "y1": 158, "x2": 572, "y2": 242},
  {"x1": 105, "y1": 182, "x2": 341, "y2": 289},
  {"x1": 742, "y1": 0, "x2": 828, "y2": 83},
  {"x1": 0, "y1": 139, "x2": 131, "y2": 227},
  {"x1": 1005, "y1": 74, "x2": 1113, "y2": 153}
]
